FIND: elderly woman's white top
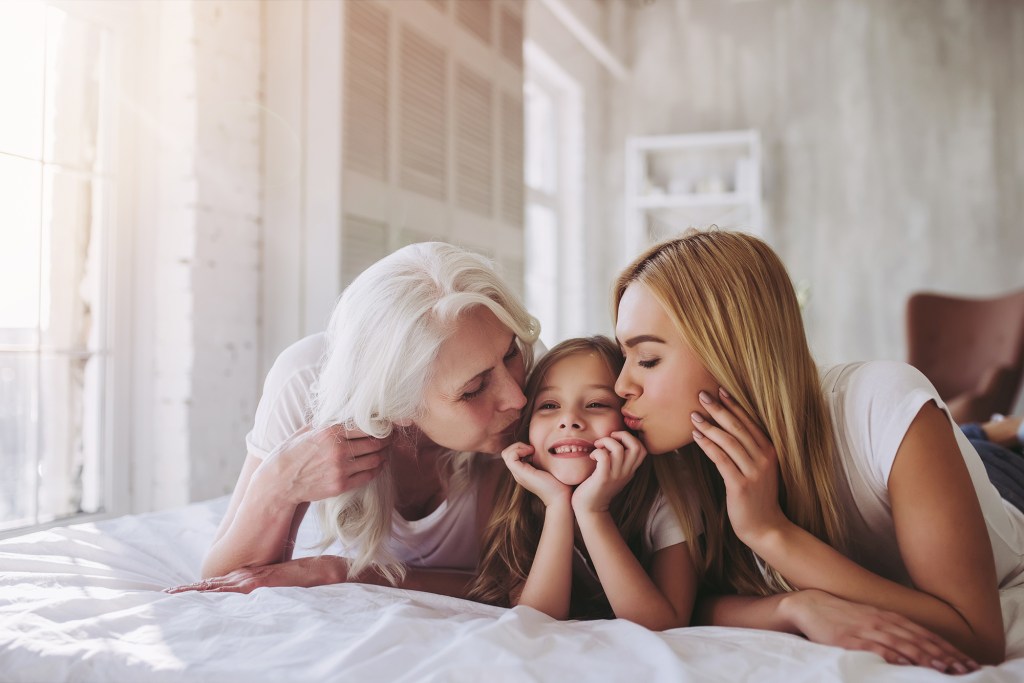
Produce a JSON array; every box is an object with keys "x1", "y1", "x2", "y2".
[{"x1": 245, "y1": 333, "x2": 481, "y2": 571}]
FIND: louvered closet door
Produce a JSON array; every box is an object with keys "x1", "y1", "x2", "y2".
[
  {"x1": 339, "y1": 0, "x2": 525, "y2": 291},
  {"x1": 455, "y1": 65, "x2": 493, "y2": 217}
]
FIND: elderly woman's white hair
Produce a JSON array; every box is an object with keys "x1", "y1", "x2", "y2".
[{"x1": 311, "y1": 241, "x2": 539, "y2": 582}]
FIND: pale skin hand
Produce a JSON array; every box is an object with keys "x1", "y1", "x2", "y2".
[
  {"x1": 261, "y1": 424, "x2": 388, "y2": 506},
  {"x1": 200, "y1": 423, "x2": 387, "y2": 579},
  {"x1": 501, "y1": 442, "x2": 572, "y2": 507},
  {"x1": 168, "y1": 555, "x2": 475, "y2": 598},
  {"x1": 697, "y1": 590, "x2": 978, "y2": 670},
  {"x1": 571, "y1": 431, "x2": 648, "y2": 513},
  {"x1": 691, "y1": 386, "x2": 1002, "y2": 669},
  {"x1": 502, "y1": 442, "x2": 574, "y2": 618},
  {"x1": 572, "y1": 431, "x2": 695, "y2": 631}
]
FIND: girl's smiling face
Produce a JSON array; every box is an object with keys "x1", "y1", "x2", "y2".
[
  {"x1": 528, "y1": 351, "x2": 625, "y2": 486},
  {"x1": 614, "y1": 282, "x2": 719, "y2": 455}
]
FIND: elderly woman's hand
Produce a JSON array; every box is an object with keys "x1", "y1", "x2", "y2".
[
  {"x1": 258, "y1": 424, "x2": 388, "y2": 506},
  {"x1": 165, "y1": 556, "x2": 349, "y2": 594}
]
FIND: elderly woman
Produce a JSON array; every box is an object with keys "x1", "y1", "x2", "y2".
[{"x1": 172, "y1": 242, "x2": 539, "y2": 596}]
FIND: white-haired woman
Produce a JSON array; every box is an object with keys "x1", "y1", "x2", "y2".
[{"x1": 169, "y1": 242, "x2": 539, "y2": 596}]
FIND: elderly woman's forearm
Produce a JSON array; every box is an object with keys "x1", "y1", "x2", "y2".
[{"x1": 201, "y1": 493, "x2": 307, "y2": 578}]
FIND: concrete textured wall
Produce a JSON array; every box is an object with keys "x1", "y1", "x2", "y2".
[
  {"x1": 618, "y1": 0, "x2": 1024, "y2": 370},
  {"x1": 147, "y1": 0, "x2": 261, "y2": 508}
]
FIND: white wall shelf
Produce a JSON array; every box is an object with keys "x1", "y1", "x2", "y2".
[{"x1": 624, "y1": 129, "x2": 763, "y2": 261}]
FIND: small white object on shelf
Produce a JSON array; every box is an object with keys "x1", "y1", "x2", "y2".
[{"x1": 624, "y1": 129, "x2": 763, "y2": 261}]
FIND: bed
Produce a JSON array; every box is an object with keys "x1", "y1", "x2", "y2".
[{"x1": 2, "y1": 497, "x2": 1023, "y2": 682}]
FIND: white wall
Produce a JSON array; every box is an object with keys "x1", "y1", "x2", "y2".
[
  {"x1": 616, "y1": 0, "x2": 1024, "y2": 376},
  {"x1": 125, "y1": 0, "x2": 1024, "y2": 514},
  {"x1": 133, "y1": 0, "x2": 262, "y2": 509}
]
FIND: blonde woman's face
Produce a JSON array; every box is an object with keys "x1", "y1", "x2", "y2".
[
  {"x1": 416, "y1": 307, "x2": 527, "y2": 455},
  {"x1": 614, "y1": 283, "x2": 718, "y2": 455},
  {"x1": 528, "y1": 352, "x2": 625, "y2": 486}
]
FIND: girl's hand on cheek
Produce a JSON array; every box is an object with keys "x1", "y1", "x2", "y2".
[
  {"x1": 501, "y1": 442, "x2": 571, "y2": 508},
  {"x1": 690, "y1": 388, "x2": 789, "y2": 548},
  {"x1": 572, "y1": 431, "x2": 647, "y2": 514}
]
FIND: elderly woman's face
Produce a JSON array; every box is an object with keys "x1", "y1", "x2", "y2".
[{"x1": 415, "y1": 307, "x2": 527, "y2": 454}]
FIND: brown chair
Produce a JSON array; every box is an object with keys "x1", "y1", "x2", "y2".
[{"x1": 906, "y1": 289, "x2": 1024, "y2": 424}]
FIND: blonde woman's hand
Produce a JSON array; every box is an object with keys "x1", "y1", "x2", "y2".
[
  {"x1": 571, "y1": 431, "x2": 647, "y2": 514},
  {"x1": 258, "y1": 424, "x2": 388, "y2": 506},
  {"x1": 784, "y1": 589, "x2": 980, "y2": 674},
  {"x1": 690, "y1": 387, "x2": 788, "y2": 548},
  {"x1": 501, "y1": 442, "x2": 572, "y2": 507},
  {"x1": 165, "y1": 556, "x2": 349, "y2": 594}
]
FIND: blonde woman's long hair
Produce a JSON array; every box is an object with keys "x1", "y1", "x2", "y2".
[
  {"x1": 468, "y1": 336, "x2": 660, "y2": 614},
  {"x1": 614, "y1": 229, "x2": 846, "y2": 595},
  {"x1": 311, "y1": 242, "x2": 539, "y2": 584}
]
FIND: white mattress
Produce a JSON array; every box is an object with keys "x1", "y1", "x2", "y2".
[{"x1": 2, "y1": 496, "x2": 1023, "y2": 682}]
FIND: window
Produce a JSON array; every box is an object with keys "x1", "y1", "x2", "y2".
[
  {"x1": 0, "y1": 2, "x2": 121, "y2": 532},
  {"x1": 523, "y1": 43, "x2": 583, "y2": 348}
]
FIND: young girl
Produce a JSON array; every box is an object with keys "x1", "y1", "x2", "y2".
[
  {"x1": 468, "y1": 337, "x2": 696, "y2": 630},
  {"x1": 612, "y1": 228, "x2": 1020, "y2": 670}
]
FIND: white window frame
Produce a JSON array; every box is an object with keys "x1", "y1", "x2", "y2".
[
  {"x1": 523, "y1": 40, "x2": 584, "y2": 348},
  {"x1": 0, "y1": 0, "x2": 142, "y2": 539}
]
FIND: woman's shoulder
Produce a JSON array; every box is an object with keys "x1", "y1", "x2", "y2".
[
  {"x1": 821, "y1": 360, "x2": 944, "y2": 481},
  {"x1": 249, "y1": 334, "x2": 326, "y2": 447},
  {"x1": 272, "y1": 333, "x2": 327, "y2": 374},
  {"x1": 260, "y1": 333, "x2": 326, "y2": 393},
  {"x1": 820, "y1": 360, "x2": 936, "y2": 406}
]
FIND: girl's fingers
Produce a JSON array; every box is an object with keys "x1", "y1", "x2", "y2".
[
  {"x1": 590, "y1": 449, "x2": 611, "y2": 479},
  {"x1": 606, "y1": 431, "x2": 647, "y2": 472},
  {"x1": 610, "y1": 430, "x2": 646, "y2": 458},
  {"x1": 593, "y1": 437, "x2": 625, "y2": 477},
  {"x1": 501, "y1": 442, "x2": 534, "y2": 464}
]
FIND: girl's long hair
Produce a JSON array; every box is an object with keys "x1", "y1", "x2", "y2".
[
  {"x1": 614, "y1": 228, "x2": 847, "y2": 595},
  {"x1": 468, "y1": 336, "x2": 659, "y2": 612},
  {"x1": 311, "y1": 242, "x2": 539, "y2": 584}
]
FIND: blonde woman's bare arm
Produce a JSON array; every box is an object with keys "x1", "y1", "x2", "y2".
[
  {"x1": 694, "y1": 393, "x2": 1003, "y2": 665},
  {"x1": 695, "y1": 590, "x2": 977, "y2": 671}
]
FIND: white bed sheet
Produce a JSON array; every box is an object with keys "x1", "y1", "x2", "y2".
[{"x1": 2, "y1": 497, "x2": 1023, "y2": 683}]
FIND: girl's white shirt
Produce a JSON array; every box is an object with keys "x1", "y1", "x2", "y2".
[
  {"x1": 822, "y1": 360, "x2": 1024, "y2": 588},
  {"x1": 244, "y1": 332, "x2": 479, "y2": 570},
  {"x1": 573, "y1": 492, "x2": 687, "y2": 580}
]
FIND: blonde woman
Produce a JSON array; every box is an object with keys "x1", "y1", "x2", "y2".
[
  {"x1": 612, "y1": 230, "x2": 1019, "y2": 670},
  {"x1": 171, "y1": 242, "x2": 539, "y2": 595}
]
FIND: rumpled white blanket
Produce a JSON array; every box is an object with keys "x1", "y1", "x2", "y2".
[{"x1": 1, "y1": 497, "x2": 1023, "y2": 682}]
